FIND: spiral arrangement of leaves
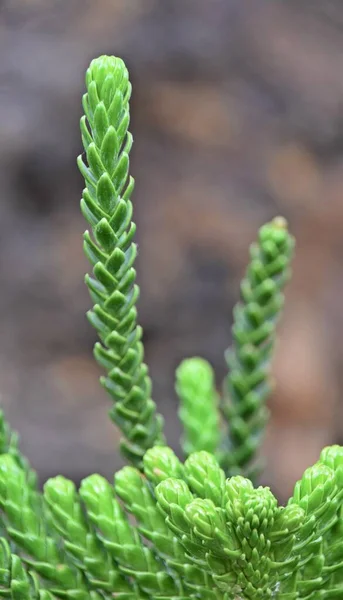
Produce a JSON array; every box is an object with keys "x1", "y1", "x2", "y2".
[
  {"x1": 0, "y1": 55, "x2": 343, "y2": 600},
  {"x1": 221, "y1": 218, "x2": 295, "y2": 480},
  {"x1": 78, "y1": 56, "x2": 165, "y2": 468}
]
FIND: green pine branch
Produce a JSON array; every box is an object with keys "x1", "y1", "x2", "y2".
[
  {"x1": 2, "y1": 441, "x2": 343, "y2": 599},
  {"x1": 0, "y1": 410, "x2": 37, "y2": 489},
  {"x1": 0, "y1": 454, "x2": 89, "y2": 599},
  {"x1": 78, "y1": 55, "x2": 165, "y2": 468},
  {"x1": 285, "y1": 446, "x2": 343, "y2": 598},
  {"x1": 0, "y1": 52, "x2": 342, "y2": 600},
  {"x1": 155, "y1": 448, "x2": 304, "y2": 599},
  {"x1": 115, "y1": 450, "x2": 221, "y2": 598},
  {"x1": 176, "y1": 358, "x2": 220, "y2": 457},
  {"x1": 221, "y1": 217, "x2": 295, "y2": 480},
  {"x1": 0, "y1": 538, "x2": 54, "y2": 600},
  {"x1": 79, "y1": 473, "x2": 180, "y2": 598},
  {"x1": 44, "y1": 476, "x2": 133, "y2": 597}
]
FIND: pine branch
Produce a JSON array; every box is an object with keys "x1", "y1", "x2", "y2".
[
  {"x1": 142, "y1": 445, "x2": 185, "y2": 485},
  {"x1": 115, "y1": 457, "x2": 221, "y2": 599},
  {"x1": 0, "y1": 410, "x2": 39, "y2": 548},
  {"x1": 0, "y1": 455, "x2": 89, "y2": 599},
  {"x1": 155, "y1": 455, "x2": 304, "y2": 600},
  {"x1": 0, "y1": 409, "x2": 37, "y2": 489},
  {"x1": 114, "y1": 468, "x2": 185, "y2": 585},
  {"x1": 0, "y1": 538, "x2": 54, "y2": 600},
  {"x1": 78, "y1": 55, "x2": 165, "y2": 468},
  {"x1": 79, "y1": 473, "x2": 180, "y2": 598},
  {"x1": 222, "y1": 217, "x2": 295, "y2": 480},
  {"x1": 44, "y1": 476, "x2": 133, "y2": 598},
  {"x1": 2, "y1": 51, "x2": 343, "y2": 600},
  {"x1": 319, "y1": 446, "x2": 343, "y2": 596},
  {"x1": 285, "y1": 448, "x2": 343, "y2": 599},
  {"x1": 183, "y1": 451, "x2": 226, "y2": 507},
  {"x1": 176, "y1": 358, "x2": 220, "y2": 458}
]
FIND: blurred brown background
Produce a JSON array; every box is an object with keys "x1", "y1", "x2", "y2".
[{"x1": 1, "y1": 0, "x2": 343, "y2": 500}]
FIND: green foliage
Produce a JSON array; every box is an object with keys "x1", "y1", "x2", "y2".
[
  {"x1": 0, "y1": 410, "x2": 37, "y2": 489},
  {"x1": 176, "y1": 358, "x2": 220, "y2": 457},
  {"x1": 0, "y1": 53, "x2": 342, "y2": 600},
  {"x1": 78, "y1": 55, "x2": 165, "y2": 468},
  {"x1": 0, "y1": 538, "x2": 53, "y2": 600},
  {"x1": 221, "y1": 217, "x2": 295, "y2": 480},
  {"x1": 2, "y1": 432, "x2": 343, "y2": 598}
]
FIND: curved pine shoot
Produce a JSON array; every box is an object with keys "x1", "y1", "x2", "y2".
[
  {"x1": 222, "y1": 217, "x2": 295, "y2": 480},
  {"x1": 78, "y1": 56, "x2": 165, "y2": 468}
]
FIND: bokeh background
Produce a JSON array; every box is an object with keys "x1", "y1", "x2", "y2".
[{"x1": 1, "y1": 0, "x2": 343, "y2": 501}]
